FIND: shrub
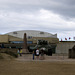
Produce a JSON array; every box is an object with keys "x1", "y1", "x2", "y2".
[
  {"x1": 0, "y1": 53, "x2": 3, "y2": 59},
  {"x1": 5, "y1": 51, "x2": 18, "y2": 58}
]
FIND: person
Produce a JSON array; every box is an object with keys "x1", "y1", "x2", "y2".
[
  {"x1": 48, "y1": 48, "x2": 52, "y2": 56},
  {"x1": 0, "y1": 45, "x2": 1, "y2": 49},
  {"x1": 17, "y1": 48, "x2": 20, "y2": 56},
  {"x1": 19, "y1": 49, "x2": 22, "y2": 56},
  {"x1": 32, "y1": 50, "x2": 35, "y2": 60},
  {"x1": 40, "y1": 49, "x2": 44, "y2": 60},
  {"x1": 36, "y1": 48, "x2": 39, "y2": 60}
]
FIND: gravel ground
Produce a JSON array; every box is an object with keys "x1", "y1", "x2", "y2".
[
  {"x1": 15, "y1": 54, "x2": 75, "y2": 62},
  {"x1": 0, "y1": 54, "x2": 75, "y2": 75}
]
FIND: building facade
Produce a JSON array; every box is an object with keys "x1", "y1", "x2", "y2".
[
  {"x1": 0, "y1": 30, "x2": 59, "y2": 53},
  {"x1": 5, "y1": 30, "x2": 59, "y2": 44}
]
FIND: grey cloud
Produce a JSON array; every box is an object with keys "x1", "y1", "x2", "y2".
[
  {"x1": 0, "y1": 0, "x2": 75, "y2": 40},
  {"x1": 0, "y1": 0, "x2": 75, "y2": 18}
]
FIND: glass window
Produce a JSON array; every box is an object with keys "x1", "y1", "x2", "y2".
[
  {"x1": 27, "y1": 41, "x2": 33, "y2": 44},
  {"x1": 28, "y1": 36, "x2": 32, "y2": 39}
]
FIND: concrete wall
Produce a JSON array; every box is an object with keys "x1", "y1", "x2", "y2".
[
  {"x1": 9, "y1": 35, "x2": 23, "y2": 41},
  {"x1": 56, "y1": 42, "x2": 75, "y2": 54},
  {"x1": 32, "y1": 37, "x2": 59, "y2": 44},
  {"x1": 0, "y1": 35, "x2": 9, "y2": 43},
  {"x1": 0, "y1": 34, "x2": 59, "y2": 44},
  {"x1": 0, "y1": 35, "x2": 23, "y2": 43}
]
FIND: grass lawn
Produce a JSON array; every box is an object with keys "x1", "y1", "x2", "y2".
[{"x1": 0, "y1": 60, "x2": 75, "y2": 75}]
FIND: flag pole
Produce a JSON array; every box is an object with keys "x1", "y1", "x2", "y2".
[{"x1": 69, "y1": 37, "x2": 71, "y2": 49}]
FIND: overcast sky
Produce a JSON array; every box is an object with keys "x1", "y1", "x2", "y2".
[{"x1": 0, "y1": 0, "x2": 75, "y2": 41}]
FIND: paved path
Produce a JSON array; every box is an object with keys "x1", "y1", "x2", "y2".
[{"x1": 15, "y1": 54, "x2": 75, "y2": 62}]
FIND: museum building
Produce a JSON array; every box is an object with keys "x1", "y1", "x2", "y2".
[{"x1": 0, "y1": 30, "x2": 59, "y2": 49}]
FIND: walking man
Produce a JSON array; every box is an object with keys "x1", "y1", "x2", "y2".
[{"x1": 36, "y1": 48, "x2": 39, "y2": 60}]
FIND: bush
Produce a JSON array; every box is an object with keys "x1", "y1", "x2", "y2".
[
  {"x1": 0, "y1": 48, "x2": 18, "y2": 58},
  {"x1": 0, "y1": 53, "x2": 3, "y2": 59},
  {"x1": 5, "y1": 51, "x2": 18, "y2": 58}
]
